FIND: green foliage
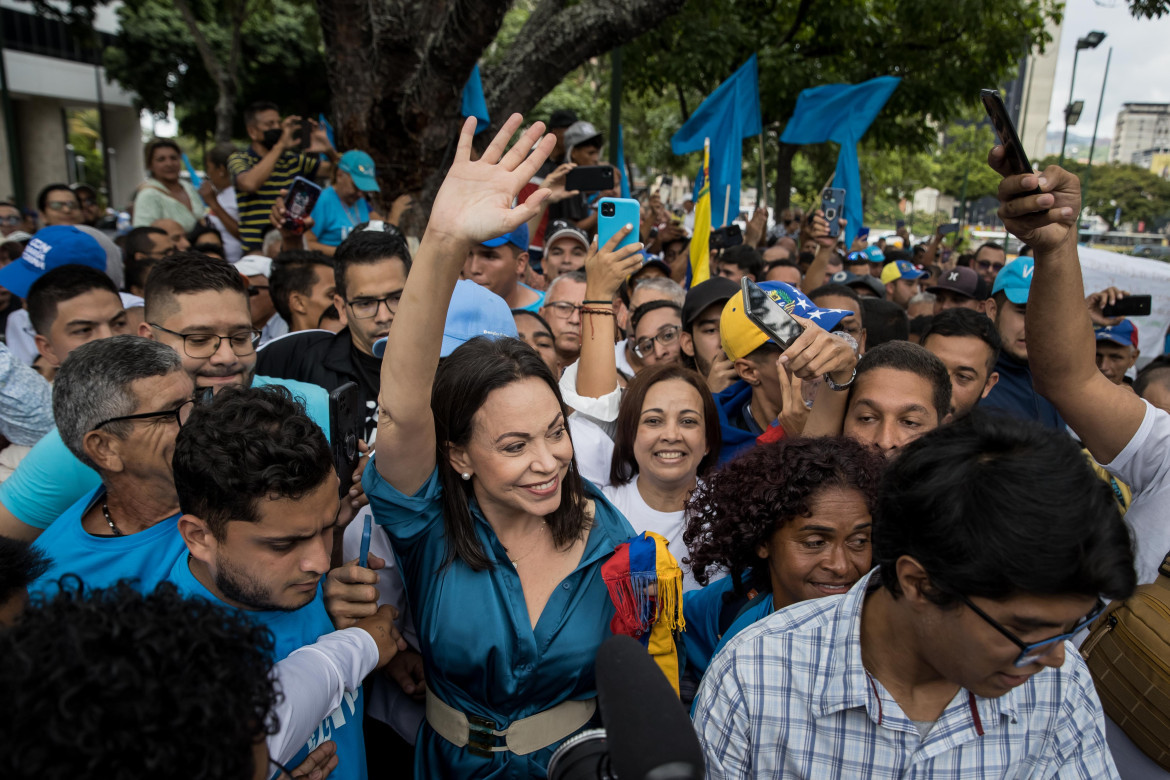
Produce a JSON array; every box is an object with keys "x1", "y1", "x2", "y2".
[
  {"x1": 1037, "y1": 155, "x2": 1170, "y2": 230},
  {"x1": 1128, "y1": 0, "x2": 1170, "y2": 18},
  {"x1": 66, "y1": 109, "x2": 107, "y2": 202},
  {"x1": 102, "y1": 0, "x2": 328, "y2": 141}
]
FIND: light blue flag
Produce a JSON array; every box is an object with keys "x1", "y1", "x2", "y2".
[
  {"x1": 614, "y1": 123, "x2": 631, "y2": 199},
  {"x1": 672, "y1": 54, "x2": 762, "y2": 228},
  {"x1": 462, "y1": 64, "x2": 490, "y2": 135},
  {"x1": 317, "y1": 113, "x2": 335, "y2": 147},
  {"x1": 781, "y1": 76, "x2": 901, "y2": 245},
  {"x1": 181, "y1": 152, "x2": 201, "y2": 188}
]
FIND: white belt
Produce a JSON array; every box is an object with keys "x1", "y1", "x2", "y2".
[{"x1": 425, "y1": 688, "x2": 596, "y2": 757}]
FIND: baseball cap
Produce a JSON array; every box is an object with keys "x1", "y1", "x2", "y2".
[
  {"x1": 0, "y1": 225, "x2": 106, "y2": 298},
  {"x1": 372, "y1": 279, "x2": 517, "y2": 359},
  {"x1": 630, "y1": 255, "x2": 670, "y2": 283},
  {"x1": 482, "y1": 222, "x2": 530, "y2": 252},
  {"x1": 544, "y1": 220, "x2": 589, "y2": 251},
  {"x1": 235, "y1": 255, "x2": 273, "y2": 279},
  {"x1": 720, "y1": 281, "x2": 851, "y2": 361},
  {"x1": 880, "y1": 260, "x2": 927, "y2": 286},
  {"x1": 865, "y1": 247, "x2": 885, "y2": 264},
  {"x1": 337, "y1": 150, "x2": 380, "y2": 193},
  {"x1": 549, "y1": 109, "x2": 579, "y2": 130},
  {"x1": 830, "y1": 270, "x2": 885, "y2": 299},
  {"x1": 927, "y1": 265, "x2": 984, "y2": 300},
  {"x1": 1095, "y1": 319, "x2": 1139, "y2": 348},
  {"x1": 563, "y1": 121, "x2": 604, "y2": 161},
  {"x1": 991, "y1": 257, "x2": 1034, "y2": 305},
  {"x1": 682, "y1": 277, "x2": 739, "y2": 329},
  {"x1": 845, "y1": 250, "x2": 869, "y2": 265},
  {"x1": 4, "y1": 231, "x2": 32, "y2": 243}
]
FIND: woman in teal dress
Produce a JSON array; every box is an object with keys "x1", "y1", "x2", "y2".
[{"x1": 362, "y1": 114, "x2": 647, "y2": 779}]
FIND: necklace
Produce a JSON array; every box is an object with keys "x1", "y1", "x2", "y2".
[
  {"x1": 507, "y1": 521, "x2": 547, "y2": 566},
  {"x1": 101, "y1": 502, "x2": 124, "y2": 537},
  {"x1": 340, "y1": 195, "x2": 362, "y2": 226}
]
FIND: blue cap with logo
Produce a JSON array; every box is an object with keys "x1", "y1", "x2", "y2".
[
  {"x1": 991, "y1": 256, "x2": 1034, "y2": 305},
  {"x1": 1095, "y1": 319, "x2": 1139, "y2": 348},
  {"x1": 337, "y1": 150, "x2": 380, "y2": 193},
  {"x1": 481, "y1": 222, "x2": 530, "y2": 252},
  {"x1": 0, "y1": 225, "x2": 107, "y2": 298},
  {"x1": 372, "y1": 279, "x2": 518, "y2": 359}
]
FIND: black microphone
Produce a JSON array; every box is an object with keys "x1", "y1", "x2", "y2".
[{"x1": 596, "y1": 634, "x2": 705, "y2": 780}]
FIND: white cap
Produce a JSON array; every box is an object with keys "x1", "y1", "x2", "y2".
[{"x1": 235, "y1": 254, "x2": 273, "y2": 278}]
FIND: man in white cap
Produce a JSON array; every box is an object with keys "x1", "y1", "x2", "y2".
[
  {"x1": 542, "y1": 220, "x2": 590, "y2": 278},
  {"x1": 236, "y1": 254, "x2": 288, "y2": 346}
]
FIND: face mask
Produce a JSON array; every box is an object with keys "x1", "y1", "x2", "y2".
[{"x1": 261, "y1": 128, "x2": 283, "y2": 150}]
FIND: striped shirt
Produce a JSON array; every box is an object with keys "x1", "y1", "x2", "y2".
[
  {"x1": 227, "y1": 147, "x2": 320, "y2": 253},
  {"x1": 693, "y1": 568, "x2": 1120, "y2": 779}
]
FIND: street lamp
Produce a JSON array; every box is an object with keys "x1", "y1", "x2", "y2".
[{"x1": 1059, "y1": 31, "x2": 1107, "y2": 166}]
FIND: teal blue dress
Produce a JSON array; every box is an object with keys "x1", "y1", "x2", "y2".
[{"x1": 363, "y1": 462, "x2": 635, "y2": 779}]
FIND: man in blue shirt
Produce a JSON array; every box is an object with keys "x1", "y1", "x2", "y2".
[
  {"x1": 170, "y1": 384, "x2": 367, "y2": 780},
  {"x1": 29, "y1": 336, "x2": 191, "y2": 595},
  {"x1": 0, "y1": 252, "x2": 333, "y2": 538}
]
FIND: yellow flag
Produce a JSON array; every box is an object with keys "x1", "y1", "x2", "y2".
[{"x1": 689, "y1": 139, "x2": 711, "y2": 286}]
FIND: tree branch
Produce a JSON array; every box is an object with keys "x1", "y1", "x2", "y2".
[
  {"x1": 778, "y1": 0, "x2": 817, "y2": 46},
  {"x1": 172, "y1": 0, "x2": 229, "y2": 87}
]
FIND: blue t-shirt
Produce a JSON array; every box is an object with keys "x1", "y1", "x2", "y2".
[
  {"x1": 168, "y1": 554, "x2": 367, "y2": 780},
  {"x1": 516, "y1": 283, "x2": 546, "y2": 313},
  {"x1": 29, "y1": 485, "x2": 186, "y2": 597},
  {"x1": 363, "y1": 463, "x2": 635, "y2": 779},
  {"x1": 309, "y1": 186, "x2": 369, "y2": 247},
  {"x1": 1, "y1": 375, "x2": 332, "y2": 530}
]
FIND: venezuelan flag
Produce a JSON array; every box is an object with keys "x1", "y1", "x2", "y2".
[{"x1": 689, "y1": 140, "x2": 712, "y2": 287}]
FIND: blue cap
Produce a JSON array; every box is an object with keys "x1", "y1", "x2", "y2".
[
  {"x1": 1095, "y1": 319, "x2": 1139, "y2": 348},
  {"x1": 372, "y1": 279, "x2": 518, "y2": 359},
  {"x1": 879, "y1": 260, "x2": 927, "y2": 285},
  {"x1": 0, "y1": 225, "x2": 106, "y2": 297},
  {"x1": 337, "y1": 150, "x2": 380, "y2": 193},
  {"x1": 481, "y1": 223, "x2": 529, "y2": 251},
  {"x1": 991, "y1": 256, "x2": 1034, "y2": 305},
  {"x1": 865, "y1": 247, "x2": 885, "y2": 263}
]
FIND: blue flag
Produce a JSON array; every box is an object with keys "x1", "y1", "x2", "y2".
[
  {"x1": 614, "y1": 123, "x2": 631, "y2": 199},
  {"x1": 317, "y1": 113, "x2": 336, "y2": 148},
  {"x1": 462, "y1": 64, "x2": 490, "y2": 135},
  {"x1": 781, "y1": 76, "x2": 901, "y2": 245},
  {"x1": 672, "y1": 55, "x2": 762, "y2": 228}
]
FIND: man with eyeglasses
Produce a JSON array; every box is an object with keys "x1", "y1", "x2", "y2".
[
  {"x1": 972, "y1": 241, "x2": 1007, "y2": 287},
  {"x1": 258, "y1": 224, "x2": 410, "y2": 442},
  {"x1": 695, "y1": 412, "x2": 1135, "y2": 778},
  {"x1": 0, "y1": 202, "x2": 23, "y2": 237},
  {"x1": 538, "y1": 269, "x2": 586, "y2": 373},
  {"x1": 36, "y1": 183, "x2": 80, "y2": 227},
  {"x1": 0, "y1": 253, "x2": 332, "y2": 541}
]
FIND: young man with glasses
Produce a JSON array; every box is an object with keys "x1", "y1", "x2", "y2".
[
  {"x1": 0, "y1": 253, "x2": 332, "y2": 541},
  {"x1": 695, "y1": 412, "x2": 1135, "y2": 778},
  {"x1": 258, "y1": 224, "x2": 410, "y2": 441},
  {"x1": 36, "y1": 183, "x2": 80, "y2": 227}
]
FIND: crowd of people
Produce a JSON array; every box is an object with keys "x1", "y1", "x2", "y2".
[{"x1": 0, "y1": 102, "x2": 1167, "y2": 780}]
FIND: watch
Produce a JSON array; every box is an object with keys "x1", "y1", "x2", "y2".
[{"x1": 824, "y1": 366, "x2": 857, "y2": 391}]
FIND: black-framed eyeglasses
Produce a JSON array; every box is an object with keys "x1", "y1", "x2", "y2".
[
  {"x1": 92, "y1": 399, "x2": 197, "y2": 431},
  {"x1": 633, "y1": 324, "x2": 681, "y2": 359},
  {"x1": 976, "y1": 260, "x2": 1005, "y2": 273},
  {"x1": 543, "y1": 301, "x2": 582, "y2": 319},
  {"x1": 956, "y1": 592, "x2": 1105, "y2": 668},
  {"x1": 346, "y1": 291, "x2": 403, "y2": 319},
  {"x1": 149, "y1": 323, "x2": 261, "y2": 358}
]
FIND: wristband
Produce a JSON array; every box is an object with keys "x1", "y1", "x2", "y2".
[{"x1": 581, "y1": 299, "x2": 613, "y2": 305}]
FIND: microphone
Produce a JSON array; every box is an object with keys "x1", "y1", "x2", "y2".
[{"x1": 596, "y1": 635, "x2": 704, "y2": 780}]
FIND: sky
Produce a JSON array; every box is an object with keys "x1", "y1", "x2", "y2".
[{"x1": 1047, "y1": 0, "x2": 1170, "y2": 142}]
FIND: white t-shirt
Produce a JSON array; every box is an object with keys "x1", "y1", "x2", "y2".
[
  {"x1": 213, "y1": 187, "x2": 243, "y2": 264},
  {"x1": 602, "y1": 476, "x2": 700, "y2": 592},
  {"x1": 1102, "y1": 400, "x2": 1170, "y2": 585},
  {"x1": 5, "y1": 309, "x2": 37, "y2": 365}
]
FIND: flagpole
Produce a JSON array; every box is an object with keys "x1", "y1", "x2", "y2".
[
  {"x1": 757, "y1": 134, "x2": 766, "y2": 209},
  {"x1": 723, "y1": 185, "x2": 731, "y2": 226}
]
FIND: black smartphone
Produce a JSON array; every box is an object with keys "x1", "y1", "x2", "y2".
[
  {"x1": 565, "y1": 165, "x2": 615, "y2": 193},
  {"x1": 329, "y1": 382, "x2": 363, "y2": 498},
  {"x1": 295, "y1": 119, "x2": 312, "y2": 152},
  {"x1": 939, "y1": 222, "x2": 960, "y2": 235},
  {"x1": 283, "y1": 176, "x2": 323, "y2": 233},
  {"x1": 741, "y1": 277, "x2": 805, "y2": 350},
  {"x1": 1103, "y1": 295, "x2": 1152, "y2": 318},
  {"x1": 980, "y1": 89, "x2": 1038, "y2": 187},
  {"x1": 821, "y1": 188, "x2": 846, "y2": 238},
  {"x1": 709, "y1": 224, "x2": 743, "y2": 250}
]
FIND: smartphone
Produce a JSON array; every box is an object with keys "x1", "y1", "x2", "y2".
[
  {"x1": 709, "y1": 224, "x2": 744, "y2": 250},
  {"x1": 565, "y1": 165, "x2": 615, "y2": 193},
  {"x1": 329, "y1": 382, "x2": 363, "y2": 499},
  {"x1": 939, "y1": 222, "x2": 960, "y2": 235},
  {"x1": 980, "y1": 89, "x2": 1038, "y2": 186},
  {"x1": 1103, "y1": 295, "x2": 1152, "y2": 318},
  {"x1": 857, "y1": 226, "x2": 871, "y2": 242},
  {"x1": 296, "y1": 119, "x2": 312, "y2": 152},
  {"x1": 283, "y1": 176, "x2": 323, "y2": 232},
  {"x1": 598, "y1": 197, "x2": 640, "y2": 251},
  {"x1": 741, "y1": 277, "x2": 806, "y2": 350},
  {"x1": 821, "y1": 188, "x2": 846, "y2": 238}
]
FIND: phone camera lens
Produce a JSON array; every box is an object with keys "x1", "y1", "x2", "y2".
[
  {"x1": 826, "y1": 208, "x2": 837, "y2": 220},
  {"x1": 601, "y1": 203, "x2": 615, "y2": 217}
]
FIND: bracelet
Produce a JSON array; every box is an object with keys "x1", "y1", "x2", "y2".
[
  {"x1": 579, "y1": 307, "x2": 615, "y2": 316},
  {"x1": 824, "y1": 366, "x2": 857, "y2": 391},
  {"x1": 581, "y1": 299, "x2": 613, "y2": 305}
]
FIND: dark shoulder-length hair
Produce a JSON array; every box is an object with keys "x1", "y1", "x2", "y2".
[
  {"x1": 431, "y1": 336, "x2": 590, "y2": 571},
  {"x1": 683, "y1": 436, "x2": 884, "y2": 592},
  {"x1": 609, "y1": 363, "x2": 721, "y2": 487}
]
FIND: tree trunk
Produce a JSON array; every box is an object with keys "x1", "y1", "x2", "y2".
[
  {"x1": 172, "y1": 0, "x2": 242, "y2": 145},
  {"x1": 775, "y1": 142, "x2": 798, "y2": 211},
  {"x1": 314, "y1": 0, "x2": 687, "y2": 217}
]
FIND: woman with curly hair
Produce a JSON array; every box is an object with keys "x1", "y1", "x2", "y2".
[{"x1": 681, "y1": 436, "x2": 884, "y2": 675}]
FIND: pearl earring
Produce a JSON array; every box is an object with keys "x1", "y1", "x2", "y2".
[{"x1": 461, "y1": 472, "x2": 471, "y2": 481}]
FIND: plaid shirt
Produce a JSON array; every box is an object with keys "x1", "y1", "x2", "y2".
[{"x1": 693, "y1": 569, "x2": 1119, "y2": 779}]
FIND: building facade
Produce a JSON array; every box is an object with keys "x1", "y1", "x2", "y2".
[{"x1": 1109, "y1": 103, "x2": 1170, "y2": 165}]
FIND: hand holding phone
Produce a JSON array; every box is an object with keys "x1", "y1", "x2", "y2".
[
  {"x1": 283, "y1": 176, "x2": 323, "y2": 233},
  {"x1": 565, "y1": 165, "x2": 615, "y2": 193},
  {"x1": 1103, "y1": 294, "x2": 1152, "y2": 319},
  {"x1": 329, "y1": 382, "x2": 363, "y2": 499},
  {"x1": 938, "y1": 222, "x2": 960, "y2": 236},
  {"x1": 597, "y1": 197, "x2": 641, "y2": 251},
  {"x1": 821, "y1": 188, "x2": 846, "y2": 239},
  {"x1": 709, "y1": 224, "x2": 744, "y2": 251}
]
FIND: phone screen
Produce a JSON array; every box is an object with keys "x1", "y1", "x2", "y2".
[{"x1": 742, "y1": 278, "x2": 804, "y2": 349}]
